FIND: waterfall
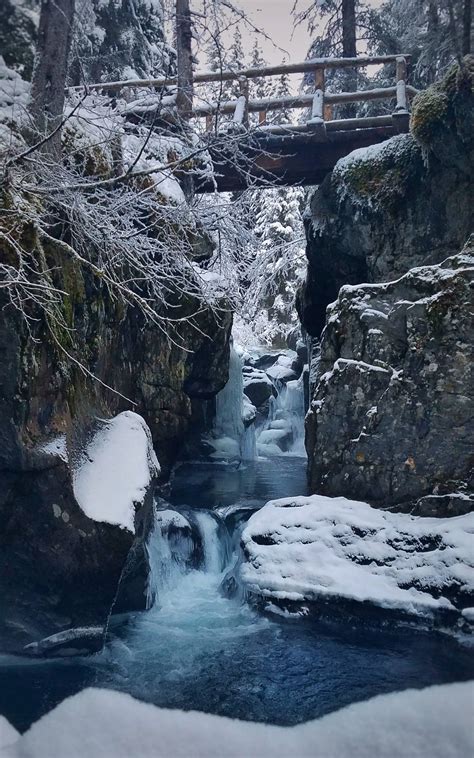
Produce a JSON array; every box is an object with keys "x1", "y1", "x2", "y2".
[
  {"x1": 194, "y1": 512, "x2": 223, "y2": 574},
  {"x1": 212, "y1": 345, "x2": 256, "y2": 461},
  {"x1": 214, "y1": 347, "x2": 245, "y2": 442},
  {"x1": 145, "y1": 508, "x2": 194, "y2": 609},
  {"x1": 256, "y1": 370, "x2": 306, "y2": 457},
  {"x1": 145, "y1": 506, "x2": 233, "y2": 609}
]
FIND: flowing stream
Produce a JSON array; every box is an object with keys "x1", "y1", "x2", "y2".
[{"x1": 1, "y1": 356, "x2": 473, "y2": 733}]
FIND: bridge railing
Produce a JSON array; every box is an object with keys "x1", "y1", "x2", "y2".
[
  {"x1": 68, "y1": 54, "x2": 415, "y2": 136},
  {"x1": 191, "y1": 54, "x2": 414, "y2": 136}
]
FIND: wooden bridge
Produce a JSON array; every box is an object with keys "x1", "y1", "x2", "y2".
[{"x1": 71, "y1": 53, "x2": 416, "y2": 193}]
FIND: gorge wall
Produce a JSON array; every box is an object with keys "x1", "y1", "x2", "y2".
[
  {"x1": 0, "y1": 165, "x2": 231, "y2": 655},
  {"x1": 299, "y1": 59, "x2": 474, "y2": 514}
]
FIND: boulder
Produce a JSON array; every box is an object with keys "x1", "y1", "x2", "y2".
[
  {"x1": 243, "y1": 369, "x2": 275, "y2": 408},
  {"x1": 249, "y1": 353, "x2": 280, "y2": 371},
  {"x1": 0, "y1": 412, "x2": 160, "y2": 653},
  {"x1": 306, "y1": 248, "x2": 474, "y2": 512},
  {"x1": 240, "y1": 494, "x2": 474, "y2": 627}
]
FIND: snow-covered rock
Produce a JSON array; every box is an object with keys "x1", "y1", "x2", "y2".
[
  {"x1": 23, "y1": 627, "x2": 104, "y2": 658},
  {"x1": 242, "y1": 395, "x2": 257, "y2": 427},
  {"x1": 265, "y1": 353, "x2": 298, "y2": 384},
  {"x1": 2, "y1": 682, "x2": 473, "y2": 758},
  {"x1": 240, "y1": 495, "x2": 474, "y2": 624},
  {"x1": 73, "y1": 411, "x2": 160, "y2": 533}
]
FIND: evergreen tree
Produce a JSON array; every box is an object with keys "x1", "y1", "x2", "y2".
[
  {"x1": 249, "y1": 38, "x2": 268, "y2": 100},
  {"x1": 0, "y1": 0, "x2": 38, "y2": 79},
  {"x1": 225, "y1": 26, "x2": 245, "y2": 100},
  {"x1": 246, "y1": 186, "x2": 306, "y2": 346},
  {"x1": 69, "y1": 0, "x2": 175, "y2": 85},
  {"x1": 270, "y1": 68, "x2": 292, "y2": 125},
  {"x1": 365, "y1": 0, "x2": 471, "y2": 88}
]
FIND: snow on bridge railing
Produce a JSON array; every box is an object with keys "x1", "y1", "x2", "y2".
[{"x1": 67, "y1": 54, "x2": 415, "y2": 136}]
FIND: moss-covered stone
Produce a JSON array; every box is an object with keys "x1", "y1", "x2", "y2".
[
  {"x1": 332, "y1": 134, "x2": 421, "y2": 211},
  {"x1": 411, "y1": 56, "x2": 474, "y2": 168}
]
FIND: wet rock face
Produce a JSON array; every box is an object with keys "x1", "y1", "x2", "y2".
[
  {"x1": 306, "y1": 250, "x2": 474, "y2": 513},
  {"x1": 0, "y1": 236, "x2": 231, "y2": 652},
  {"x1": 0, "y1": 458, "x2": 135, "y2": 653}
]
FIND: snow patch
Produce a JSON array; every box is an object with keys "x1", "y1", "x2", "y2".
[
  {"x1": 38, "y1": 435, "x2": 68, "y2": 462},
  {"x1": 2, "y1": 682, "x2": 473, "y2": 757},
  {"x1": 0, "y1": 716, "x2": 19, "y2": 751},
  {"x1": 240, "y1": 495, "x2": 474, "y2": 620},
  {"x1": 72, "y1": 411, "x2": 160, "y2": 533}
]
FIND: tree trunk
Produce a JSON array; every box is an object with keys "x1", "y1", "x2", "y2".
[
  {"x1": 176, "y1": 0, "x2": 194, "y2": 117},
  {"x1": 462, "y1": 0, "x2": 472, "y2": 54},
  {"x1": 29, "y1": 0, "x2": 75, "y2": 156},
  {"x1": 341, "y1": 0, "x2": 357, "y2": 117}
]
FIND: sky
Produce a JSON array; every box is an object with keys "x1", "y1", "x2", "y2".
[
  {"x1": 232, "y1": 0, "x2": 312, "y2": 65},
  {"x1": 193, "y1": 0, "x2": 383, "y2": 69}
]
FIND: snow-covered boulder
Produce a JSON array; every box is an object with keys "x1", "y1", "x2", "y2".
[
  {"x1": 240, "y1": 495, "x2": 474, "y2": 626},
  {"x1": 265, "y1": 353, "x2": 298, "y2": 384},
  {"x1": 2, "y1": 682, "x2": 473, "y2": 758},
  {"x1": 73, "y1": 411, "x2": 160, "y2": 534}
]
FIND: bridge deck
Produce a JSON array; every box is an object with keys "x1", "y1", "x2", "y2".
[
  {"x1": 70, "y1": 53, "x2": 414, "y2": 194},
  {"x1": 194, "y1": 122, "x2": 407, "y2": 193}
]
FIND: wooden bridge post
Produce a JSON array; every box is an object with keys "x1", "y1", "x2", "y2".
[
  {"x1": 307, "y1": 67, "x2": 327, "y2": 139},
  {"x1": 239, "y1": 76, "x2": 249, "y2": 128},
  {"x1": 392, "y1": 56, "x2": 410, "y2": 133},
  {"x1": 233, "y1": 76, "x2": 249, "y2": 128}
]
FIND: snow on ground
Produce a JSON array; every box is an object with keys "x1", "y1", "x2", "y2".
[
  {"x1": 72, "y1": 411, "x2": 160, "y2": 533},
  {"x1": 0, "y1": 717, "x2": 18, "y2": 751},
  {"x1": 240, "y1": 495, "x2": 474, "y2": 620},
  {"x1": 2, "y1": 682, "x2": 473, "y2": 757}
]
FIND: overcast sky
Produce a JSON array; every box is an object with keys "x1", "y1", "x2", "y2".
[
  {"x1": 233, "y1": 0, "x2": 312, "y2": 65},
  {"x1": 193, "y1": 0, "x2": 383, "y2": 69}
]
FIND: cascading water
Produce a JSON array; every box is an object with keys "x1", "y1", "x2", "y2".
[
  {"x1": 212, "y1": 345, "x2": 256, "y2": 461},
  {"x1": 256, "y1": 370, "x2": 306, "y2": 457},
  {"x1": 194, "y1": 511, "x2": 226, "y2": 574},
  {"x1": 145, "y1": 508, "x2": 195, "y2": 608}
]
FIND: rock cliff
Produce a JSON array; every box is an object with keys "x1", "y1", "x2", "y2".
[
  {"x1": 0, "y1": 182, "x2": 231, "y2": 655},
  {"x1": 298, "y1": 59, "x2": 474, "y2": 337},
  {"x1": 301, "y1": 59, "x2": 474, "y2": 513}
]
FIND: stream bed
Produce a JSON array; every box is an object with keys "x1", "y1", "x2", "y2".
[{"x1": 1, "y1": 456, "x2": 474, "y2": 734}]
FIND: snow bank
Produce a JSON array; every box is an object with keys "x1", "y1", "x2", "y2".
[
  {"x1": 240, "y1": 495, "x2": 474, "y2": 620},
  {"x1": 2, "y1": 682, "x2": 473, "y2": 757},
  {"x1": 73, "y1": 411, "x2": 160, "y2": 533},
  {"x1": 0, "y1": 717, "x2": 18, "y2": 751}
]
